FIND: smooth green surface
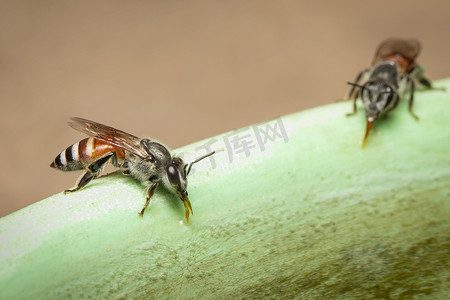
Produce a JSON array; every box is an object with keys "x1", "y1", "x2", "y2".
[{"x1": 1, "y1": 79, "x2": 449, "y2": 299}]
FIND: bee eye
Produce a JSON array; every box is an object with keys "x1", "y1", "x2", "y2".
[{"x1": 167, "y1": 164, "x2": 181, "y2": 188}]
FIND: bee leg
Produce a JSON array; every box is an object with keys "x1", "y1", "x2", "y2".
[
  {"x1": 139, "y1": 182, "x2": 158, "y2": 217},
  {"x1": 345, "y1": 98, "x2": 358, "y2": 117},
  {"x1": 418, "y1": 76, "x2": 432, "y2": 89},
  {"x1": 345, "y1": 71, "x2": 367, "y2": 116},
  {"x1": 64, "y1": 152, "x2": 115, "y2": 194},
  {"x1": 120, "y1": 161, "x2": 131, "y2": 175},
  {"x1": 417, "y1": 74, "x2": 446, "y2": 91},
  {"x1": 64, "y1": 172, "x2": 95, "y2": 194},
  {"x1": 346, "y1": 93, "x2": 359, "y2": 117},
  {"x1": 413, "y1": 65, "x2": 433, "y2": 89},
  {"x1": 413, "y1": 65, "x2": 446, "y2": 92},
  {"x1": 347, "y1": 69, "x2": 367, "y2": 99},
  {"x1": 407, "y1": 79, "x2": 419, "y2": 121}
]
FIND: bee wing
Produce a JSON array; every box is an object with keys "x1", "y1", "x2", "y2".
[
  {"x1": 68, "y1": 117, "x2": 150, "y2": 159},
  {"x1": 371, "y1": 38, "x2": 421, "y2": 66}
]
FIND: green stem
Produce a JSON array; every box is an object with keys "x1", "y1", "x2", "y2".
[{"x1": 1, "y1": 79, "x2": 449, "y2": 299}]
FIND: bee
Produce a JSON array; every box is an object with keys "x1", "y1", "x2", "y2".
[
  {"x1": 50, "y1": 117, "x2": 214, "y2": 223},
  {"x1": 346, "y1": 38, "x2": 440, "y2": 147}
]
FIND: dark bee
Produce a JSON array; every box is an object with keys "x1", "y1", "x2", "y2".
[
  {"x1": 346, "y1": 38, "x2": 440, "y2": 147},
  {"x1": 50, "y1": 117, "x2": 214, "y2": 223}
]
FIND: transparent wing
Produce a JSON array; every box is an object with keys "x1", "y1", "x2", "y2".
[
  {"x1": 68, "y1": 117, "x2": 150, "y2": 159},
  {"x1": 371, "y1": 38, "x2": 421, "y2": 66}
]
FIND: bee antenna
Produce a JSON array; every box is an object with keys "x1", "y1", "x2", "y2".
[
  {"x1": 347, "y1": 82, "x2": 364, "y2": 89},
  {"x1": 186, "y1": 151, "x2": 215, "y2": 176}
]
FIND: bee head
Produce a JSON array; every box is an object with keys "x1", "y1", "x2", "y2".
[
  {"x1": 164, "y1": 151, "x2": 215, "y2": 199},
  {"x1": 352, "y1": 80, "x2": 397, "y2": 123},
  {"x1": 165, "y1": 157, "x2": 188, "y2": 199},
  {"x1": 164, "y1": 151, "x2": 215, "y2": 223},
  {"x1": 165, "y1": 156, "x2": 191, "y2": 223}
]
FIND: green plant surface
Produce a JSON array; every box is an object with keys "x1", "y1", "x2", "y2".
[{"x1": 1, "y1": 79, "x2": 449, "y2": 299}]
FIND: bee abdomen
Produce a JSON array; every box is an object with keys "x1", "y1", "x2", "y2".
[
  {"x1": 50, "y1": 137, "x2": 126, "y2": 171},
  {"x1": 50, "y1": 138, "x2": 92, "y2": 171}
]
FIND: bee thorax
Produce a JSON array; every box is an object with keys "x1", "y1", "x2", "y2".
[{"x1": 125, "y1": 154, "x2": 162, "y2": 185}]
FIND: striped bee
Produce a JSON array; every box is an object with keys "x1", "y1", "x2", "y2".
[
  {"x1": 346, "y1": 38, "x2": 440, "y2": 147},
  {"x1": 50, "y1": 117, "x2": 214, "y2": 223}
]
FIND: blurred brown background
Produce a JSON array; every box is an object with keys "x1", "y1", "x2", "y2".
[{"x1": 1, "y1": 0, "x2": 449, "y2": 217}]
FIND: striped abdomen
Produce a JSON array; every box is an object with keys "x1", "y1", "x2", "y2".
[{"x1": 50, "y1": 137, "x2": 126, "y2": 171}]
